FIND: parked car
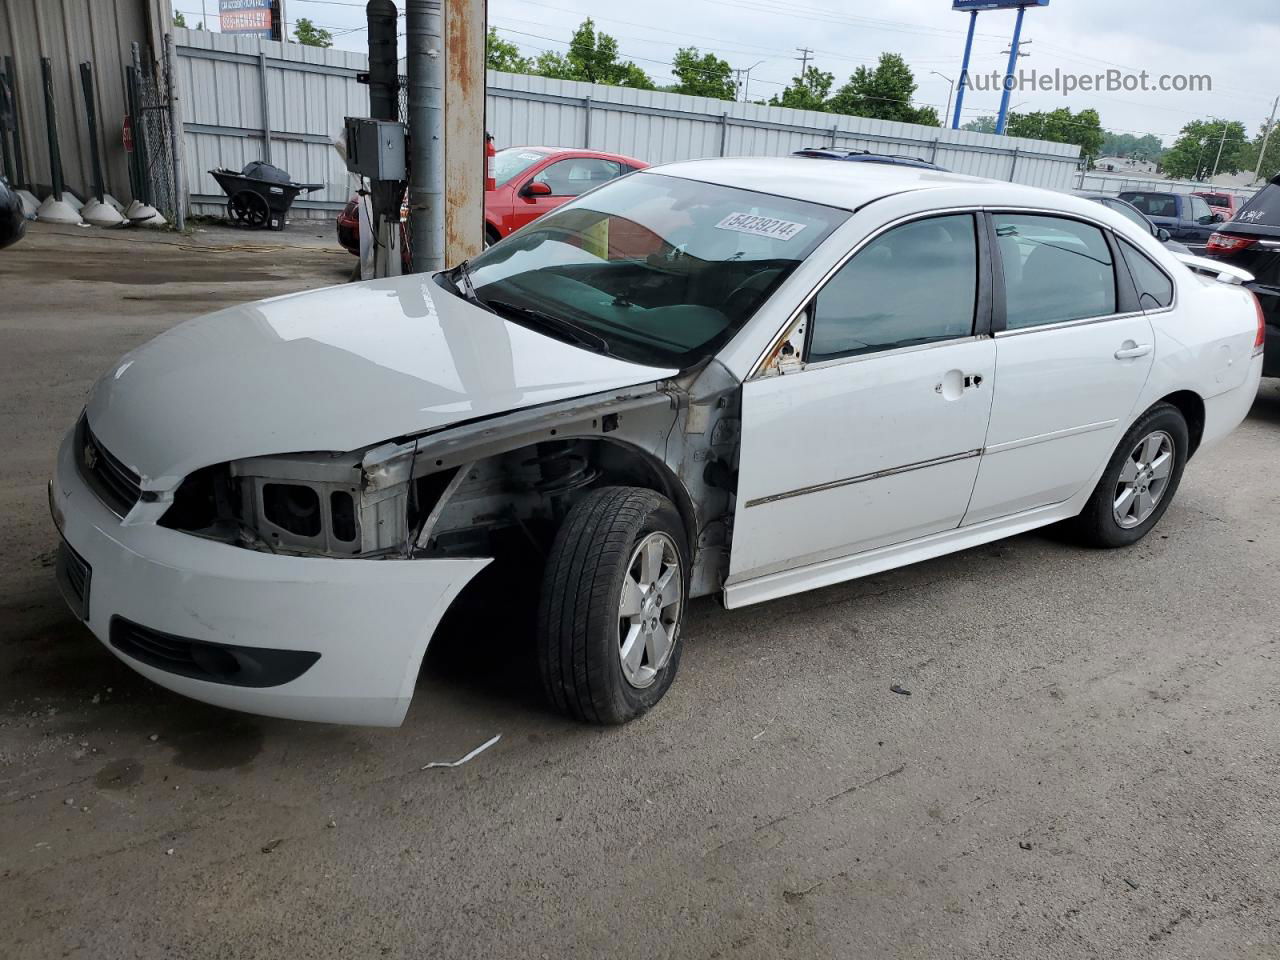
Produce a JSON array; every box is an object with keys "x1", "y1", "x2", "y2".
[
  {"x1": 793, "y1": 147, "x2": 946, "y2": 170},
  {"x1": 1117, "y1": 190, "x2": 1223, "y2": 248},
  {"x1": 1193, "y1": 190, "x2": 1240, "y2": 221},
  {"x1": 52, "y1": 159, "x2": 1262, "y2": 727},
  {"x1": 1205, "y1": 173, "x2": 1280, "y2": 376},
  {"x1": 1075, "y1": 192, "x2": 1190, "y2": 253},
  {"x1": 0, "y1": 176, "x2": 26, "y2": 250},
  {"x1": 335, "y1": 146, "x2": 647, "y2": 257}
]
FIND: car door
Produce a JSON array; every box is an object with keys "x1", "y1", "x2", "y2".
[
  {"x1": 1184, "y1": 195, "x2": 1218, "y2": 246},
  {"x1": 963, "y1": 211, "x2": 1155, "y2": 525},
  {"x1": 728, "y1": 212, "x2": 997, "y2": 586},
  {"x1": 510, "y1": 156, "x2": 623, "y2": 232}
]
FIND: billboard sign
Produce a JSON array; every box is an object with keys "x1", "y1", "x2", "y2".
[
  {"x1": 952, "y1": 0, "x2": 1048, "y2": 9},
  {"x1": 220, "y1": 0, "x2": 282, "y2": 39}
]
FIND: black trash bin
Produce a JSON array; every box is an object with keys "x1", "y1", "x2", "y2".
[{"x1": 210, "y1": 161, "x2": 323, "y2": 231}]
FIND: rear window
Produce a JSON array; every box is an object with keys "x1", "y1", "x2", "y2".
[
  {"x1": 1235, "y1": 183, "x2": 1280, "y2": 229},
  {"x1": 1119, "y1": 193, "x2": 1179, "y2": 218},
  {"x1": 1198, "y1": 193, "x2": 1231, "y2": 208}
]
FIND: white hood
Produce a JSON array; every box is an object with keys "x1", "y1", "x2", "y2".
[{"x1": 86, "y1": 273, "x2": 674, "y2": 486}]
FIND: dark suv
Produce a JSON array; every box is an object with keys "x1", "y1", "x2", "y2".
[{"x1": 1205, "y1": 175, "x2": 1280, "y2": 376}]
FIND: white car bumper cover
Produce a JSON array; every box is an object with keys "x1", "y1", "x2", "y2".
[{"x1": 51, "y1": 430, "x2": 490, "y2": 726}]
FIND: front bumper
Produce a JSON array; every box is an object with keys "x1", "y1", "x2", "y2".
[{"x1": 51, "y1": 428, "x2": 489, "y2": 726}]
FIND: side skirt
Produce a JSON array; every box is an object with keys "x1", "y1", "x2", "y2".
[{"x1": 722, "y1": 500, "x2": 1077, "y2": 610}]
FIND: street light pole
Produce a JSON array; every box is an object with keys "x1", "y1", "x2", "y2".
[
  {"x1": 930, "y1": 71, "x2": 954, "y2": 128},
  {"x1": 1210, "y1": 120, "x2": 1229, "y2": 180}
]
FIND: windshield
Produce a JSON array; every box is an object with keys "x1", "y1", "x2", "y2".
[
  {"x1": 492, "y1": 148, "x2": 550, "y2": 186},
  {"x1": 460, "y1": 172, "x2": 846, "y2": 367}
]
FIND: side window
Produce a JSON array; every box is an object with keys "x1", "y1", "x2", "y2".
[
  {"x1": 807, "y1": 214, "x2": 978, "y2": 362},
  {"x1": 1188, "y1": 196, "x2": 1213, "y2": 223},
  {"x1": 533, "y1": 157, "x2": 622, "y2": 197},
  {"x1": 994, "y1": 213, "x2": 1116, "y2": 330},
  {"x1": 1119, "y1": 238, "x2": 1174, "y2": 309}
]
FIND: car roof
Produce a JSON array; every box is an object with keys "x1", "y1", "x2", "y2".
[
  {"x1": 644, "y1": 156, "x2": 1101, "y2": 214},
  {"x1": 512, "y1": 146, "x2": 648, "y2": 166}
]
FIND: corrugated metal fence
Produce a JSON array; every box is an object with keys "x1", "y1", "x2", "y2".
[
  {"x1": 175, "y1": 28, "x2": 1084, "y2": 220},
  {"x1": 1078, "y1": 171, "x2": 1258, "y2": 205}
]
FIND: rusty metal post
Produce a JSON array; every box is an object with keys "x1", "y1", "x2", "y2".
[{"x1": 444, "y1": 0, "x2": 485, "y2": 263}]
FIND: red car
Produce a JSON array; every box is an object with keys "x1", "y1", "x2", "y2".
[{"x1": 336, "y1": 146, "x2": 648, "y2": 257}]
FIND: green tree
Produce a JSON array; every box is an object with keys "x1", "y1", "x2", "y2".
[
  {"x1": 1099, "y1": 130, "x2": 1165, "y2": 161},
  {"x1": 1242, "y1": 119, "x2": 1280, "y2": 183},
  {"x1": 534, "y1": 19, "x2": 653, "y2": 89},
  {"x1": 962, "y1": 116, "x2": 997, "y2": 134},
  {"x1": 293, "y1": 17, "x2": 334, "y2": 48},
  {"x1": 173, "y1": 10, "x2": 186, "y2": 27},
  {"x1": 827, "y1": 53, "x2": 937, "y2": 125},
  {"x1": 1161, "y1": 118, "x2": 1248, "y2": 180},
  {"x1": 1006, "y1": 107, "x2": 1104, "y2": 158},
  {"x1": 768, "y1": 66, "x2": 834, "y2": 112},
  {"x1": 670, "y1": 47, "x2": 736, "y2": 100},
  {"x1": 486, "y1": 28, "x2": 533, "y2": 73}
]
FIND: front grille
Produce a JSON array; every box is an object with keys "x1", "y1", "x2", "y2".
[
  {"x1": 55, "y1": 539, "x2": 91, "y2": 621},
  {"x1": 76, "y1": 415, "x2": 142, "y2": 517},
  {"x1": 109, "y1": 617, "x2": 321, "y2": 688}
]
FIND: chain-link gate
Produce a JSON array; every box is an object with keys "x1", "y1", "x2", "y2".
[{"x1": 125, "y1": 43, "x2": 174, "y2": 222}]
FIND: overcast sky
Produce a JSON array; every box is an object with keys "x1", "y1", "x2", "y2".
[{"x1": 181, "y1": 0, "x2": 1280, "y2": 145}]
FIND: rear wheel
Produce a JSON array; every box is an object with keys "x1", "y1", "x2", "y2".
[
  {"x1": 1068, "y1": 403, "x2": 1189, "y2": 547},
  {"x1": 537, "y1": 486, "x2": 688, "y2": 724}
]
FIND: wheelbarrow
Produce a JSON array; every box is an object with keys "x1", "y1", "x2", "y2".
[{"x1": 210, "y1": 161, "x2": 323, "y2": 231}]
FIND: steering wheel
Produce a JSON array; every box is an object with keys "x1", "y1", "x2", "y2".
[{"x1": 723, "y1": 267, "x2": 781, "y2": 317}]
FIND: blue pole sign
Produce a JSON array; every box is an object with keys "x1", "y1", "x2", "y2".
[{"x1": 951, "y1": 0, "x2": 1047, "y2": 133}]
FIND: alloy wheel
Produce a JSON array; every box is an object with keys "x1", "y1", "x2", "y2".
[
  {"x1": 617, "y1": 532, "x2": 682, "y2": 689},
  {"x1": 1113, "y1": 430, "x2": 1174, "y2": 529}
]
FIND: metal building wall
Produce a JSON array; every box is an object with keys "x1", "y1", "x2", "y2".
[{"x1": 0, "y1": 0, "x2": 166, "y2": 203}]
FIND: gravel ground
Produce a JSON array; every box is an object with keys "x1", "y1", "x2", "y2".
[{"x1": 2, "y1": 222, "x2": 1278, "y2": 959}]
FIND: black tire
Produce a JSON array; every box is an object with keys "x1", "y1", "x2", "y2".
[
  {"x1": 537, "y1": 486, "x2": 689, "y2": 724},
  {"x1": 1068, "y1": 402, "x2": 1189, "y2": 548}
]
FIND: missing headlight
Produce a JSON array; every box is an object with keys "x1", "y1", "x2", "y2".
[{"x1": 263, "y1": 483, "x2": 322, "y2": 537}]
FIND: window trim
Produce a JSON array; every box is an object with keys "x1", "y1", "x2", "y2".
[
  {"x1": 530, "y1": 156, "x2": 624, "y2": 198},
  {"x1": 1116, "y1": 234, "x2": 1177, "y2": 314},
  {"x1": 986, "y1": 207, "x2": 1129, "y2": 336},
  {"x1": 796, "y1": 210, "x2": 990, "y2": 367}
]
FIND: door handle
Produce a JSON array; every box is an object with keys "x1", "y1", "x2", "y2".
[{"x1": 1114, "y1": 343, "x2": 1152, "y2": 360}]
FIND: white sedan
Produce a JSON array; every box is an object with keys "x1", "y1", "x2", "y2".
[{"x1": 50, "y1": 158, "x2": 1263, "y2": 726}]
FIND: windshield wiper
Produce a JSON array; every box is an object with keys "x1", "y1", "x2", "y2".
[
  {"x1": 455, "y1": 259, "x2": 480, "y2": 303},
  {"x1": 485, "y1": 299, "x2": 611, "y2": 355}
]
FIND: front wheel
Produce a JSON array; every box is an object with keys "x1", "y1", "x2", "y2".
[
  {"x1": 537, "y1": 486, "x2": 689, "y2": 724},
  {"x1": 1068, "y1": 402, "x2": 1189, "y2": 547}
]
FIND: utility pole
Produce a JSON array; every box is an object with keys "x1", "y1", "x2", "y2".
[
  {"x1": 995, "y1": 14, "x2": 1030, "y2": 136},
  {"x1": 1254, "y1": 95, "x2": 1279, "y2": 184},
  {"x1": 795, "y1": 47, "x2": 813, "y2": 78},
  {"x1": 1210, "y1": 120, "x2": 1229, "y2": 180},
  {"x1": 406, "y1": 0, "x2": 446, "y2": 273},
  {"x1": 735, "y1": 60, "x2": 764, "y2": 103}
]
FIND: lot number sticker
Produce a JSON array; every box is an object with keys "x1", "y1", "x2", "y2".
[{"x1": 715, "y1": 213, "x2": 808, "y2": 241}]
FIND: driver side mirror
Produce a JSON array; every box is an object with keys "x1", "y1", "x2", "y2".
[
  {"x1": 521, "y1": 180, "x2": 552, "y2": 198},
  {"x1": 1212, "y1": 212, "x2": 1225, "y2": 223},
  {"x1": 1156, "y1": 227, "x2": 1171, "y2": 242}
]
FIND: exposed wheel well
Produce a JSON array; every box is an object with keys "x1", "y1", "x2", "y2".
[{"x1": 1157, "y1": 390, "x2": 1205, "y2": 457}]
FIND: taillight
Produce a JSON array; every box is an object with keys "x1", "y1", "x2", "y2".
[
  {"x1": 1206, "y1": 232, "x2": 1257, "y2": 256},
  {"x1": 1253, "y1": 292, "x2": 1266, "y2": 349}
]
